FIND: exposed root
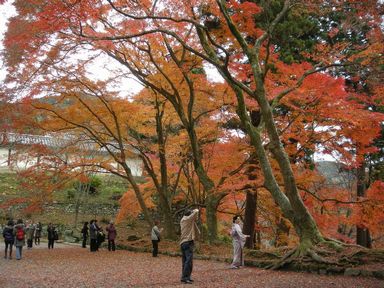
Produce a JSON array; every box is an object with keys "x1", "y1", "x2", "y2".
[
  {"x1": 267, "y1": 238, "x2": 372, "y2": 271},
  {"x1": 323, "y1": 237, "x2": 362, "y2": 249},
  {"x1": 266, "y1": 248, "x2": 297, "y2": 269}
]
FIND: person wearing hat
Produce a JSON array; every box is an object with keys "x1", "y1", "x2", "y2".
[{"x1": 180, "y1": 208, "x2": 200, "y2": 284}]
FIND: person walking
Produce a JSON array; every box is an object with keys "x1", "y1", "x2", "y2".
[
  {"x1": 47, "y1": 223, "x2": 56, "y2": 249},
  {"x1": 106, "y1": 221, "x2": 117, "y2": 252},
  {"x1": 180, "y1": 208, "x2": 200, "y2": 284},
  {"x1": 230, "y1": 216, "x2": 250, "y2": 269},
  {"x1": 81, "y1": 222, "x2": 89, "y2": 248},
  {"x1": 34, "y1": 222, "x2": 42, "y2": 245},
  {"x1": 13, "y1": 219, "x2": 26, "y2": 260},
  {"x1": 3, "y1": 220, "x2": 14, "y2": 259},
  {"x1": 151, "y1": 220, "x2": 162, "y2": 257}
]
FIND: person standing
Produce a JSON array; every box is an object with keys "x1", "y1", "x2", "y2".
[
  {"x1": 81, "y1": 222, "x2": 89, "y2": 248},
  {"x1": 34, "y1": 222, "x2": 42, "y2": 245},
  {"x1": 13, "y1": 219, "x2": 25, "y2": 260},
  {"x1": 106, "y1": 221, "x2": 117, "y2": 251},
  {"x1": 151, "y1": 220, "x2": 162, "y2": 257},
  {"x1": 96, "y1": 223, "x2": 105, "y2": 250},
  {"x1": 26, "y1": 221, "x2": 35, "y2": 249},
  {"x1": 89, "y1": 220, "x2": 98, "y2": 252},
  {"x1": 47, "y1": 223, "x2": 56, "y2": 249},
  {"x1": 3, "y1": 220, "x2": 14, "y2": 259},
  {"x1": 180, "y1": 208, "x2": 200, "y2": 284},
  {"x1": 230, "y1": 216, "x2": 250, "y2": 269}
]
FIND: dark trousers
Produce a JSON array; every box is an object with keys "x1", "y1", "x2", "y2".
[
  {"x1": 108, "y1": 239, "x2": 115, "y2": 251},
  {"x1": 152, "y1": 240, "x2": 159, "y2": 257},
  {"x1": 4, "y1": 241, "x2": 13, "y2": 258},
  {"x1": 35, "y1": 236, "x2": 40, "y2": 245},
  {"x1": 27, "y1": 239, "x2": 33, "y2": 248},
  {"x1": 48, "y1": 239, "x2": 54, "y2": 249},
  {"x1": 90, "y1": 239, "x2": 97, "y2": 252},
  {"x1": 181, "y1": 241, "x2": 194, "y2": 281},
  {"x1": 82, "y1": 237, "x2": 87, "y2": 248}
]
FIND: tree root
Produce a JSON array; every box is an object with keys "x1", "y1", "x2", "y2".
[{"x1": 267, "y1": 238, "x2": 369, "y2": 270}]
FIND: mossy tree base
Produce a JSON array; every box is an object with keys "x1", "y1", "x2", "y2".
[{"x1": 266, "y1": 239, "x2": 384, "y2": 274}]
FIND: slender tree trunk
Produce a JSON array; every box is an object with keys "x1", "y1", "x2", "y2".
[
  {"x1": 123, "y1": 164, "x2": 154, "y2": 227},
  {"x1": 243, "y1": 189, "x2": 257, "y2": 249},
  {"x1": 155, "y1": 99, "x2": 177, "y2": 239},
  {"x1": 187, "y1": 125, "x2": 218, "y2": 242}
]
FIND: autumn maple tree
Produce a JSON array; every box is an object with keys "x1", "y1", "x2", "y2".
[{"x1": 2, "y1": 0, "x2": 383, "y2": 266}]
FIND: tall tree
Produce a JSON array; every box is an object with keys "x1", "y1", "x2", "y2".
[{"x1": 2, "y1": 0, "x2": 383, "y2": 260}]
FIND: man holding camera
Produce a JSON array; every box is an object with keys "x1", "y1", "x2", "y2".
[{"x1": 180, "y1": 208, "x2": 200, "y2": 284}]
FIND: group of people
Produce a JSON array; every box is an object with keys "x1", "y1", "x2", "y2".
[
  {"x1": 2, "y1": 219, "x2": 58, "y2": 260},
  {"x1": 153, "y1": 209, "x2": 249, "y2": 284},
  {"x1": 81, "y1": 220, "x2": 117, "y2": 252},
  {"x1": 3, "y1": 211, "x2": 248, "y2": 284}
]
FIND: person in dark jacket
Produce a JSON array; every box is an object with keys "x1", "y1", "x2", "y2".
[
  {"x1": 47, "y1": 223, "x2": 56, "y2": 249},
  {"x1": 89, "y1": 220, "x2": 98, "y2": 252},
  {"x1": 26, "y1": 221, "x2": 35, "y2": 249},
  {"x1": 34, "y1": 222, "x2": 42, "y2": 245},
  {"x1": 81, "y1": 222, "x2": 89, "y2": 248},
  {"x1": 3, "y1": 220, "x2": 14, "y2": 259},
  {"x1": 106, "y1": 221, "x2": 117, "y2": 251},
  {"x1": 96, "y1": 224, "x2": 105, "y2": 250}
]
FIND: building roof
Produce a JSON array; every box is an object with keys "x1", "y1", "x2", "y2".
[{"x1": 0, "y1": 132, "x2": 138, "y2": 155}]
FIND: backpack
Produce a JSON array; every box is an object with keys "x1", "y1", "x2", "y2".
[
  {"x1": 16, "y1": 227, "x2": 25, "y2": 241},
  {"x1": 4, "y1": 228, "x2": 14, "y2": 241}
]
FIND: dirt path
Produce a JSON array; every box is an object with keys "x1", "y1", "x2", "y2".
[{"x1": 0, "y1": 242, "x2": 383, "y2": 288}]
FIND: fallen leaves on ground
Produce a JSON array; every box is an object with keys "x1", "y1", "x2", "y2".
[{"x1": 0, "y1": 243, "x2": 383, "y2": 288}]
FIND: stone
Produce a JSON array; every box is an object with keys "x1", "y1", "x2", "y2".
[
  {"x1": 372, "y1": 270, "x2": 384, "y2": 279},
  {"x1": 319, "y1": 269, "x2": 327, "y2": 275},
  {"x1": 344, "y1": 268, "x2": 361, "y2": 277},
  {"x1": 127, "y1": 235, "x2": 140, "y2": 241}
]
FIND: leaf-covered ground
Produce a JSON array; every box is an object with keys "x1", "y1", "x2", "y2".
[{"x1": 0, "y1": 243, "x2": 383, "y2": 288}]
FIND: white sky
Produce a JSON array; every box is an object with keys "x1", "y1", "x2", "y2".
[
  {"x1": 0, "y1": 0, "x2": 16, "y2": 82},
  {"x1": 0, "y1": 0, "x2": 337, "y2": 162}
]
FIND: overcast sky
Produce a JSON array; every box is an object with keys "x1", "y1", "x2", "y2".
[
  {"x1": 0, "y1": 0, "x2": 336, "y2": 162},
  {"x1": 0, "y1": 0, "x2": 16, "y2": 82}
]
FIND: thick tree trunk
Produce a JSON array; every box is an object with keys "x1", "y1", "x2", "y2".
[
  {"x1": 195, "y1": 13, "x2": 324, "y2": 247},
  {"x1": 356, "y1": 163, "x2": 372, "y2": 248},
  {"x1": 243, "y1": 190, "x2": 257, "y2": 249},
  {"x1": 157, "y1": 190, "x2": 177, "y2": 239},
  {"x1": 205, "y1": 196, "x2": 219, "y2": 243}
]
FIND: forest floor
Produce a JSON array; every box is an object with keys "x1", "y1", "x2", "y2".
[{"x1": 0, "y1": 242, "x2": 383, "y2": 288}]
